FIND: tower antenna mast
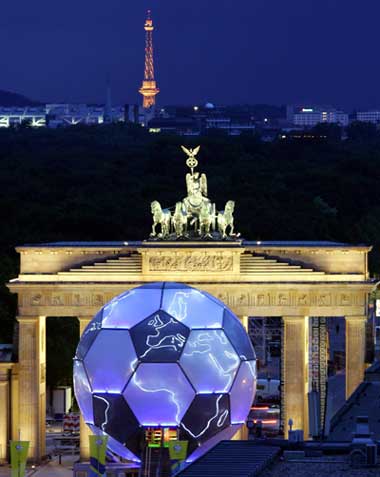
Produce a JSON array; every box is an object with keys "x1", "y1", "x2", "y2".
[{"x1": 139, "y1": 9, "x2": 159, "y2": 109}]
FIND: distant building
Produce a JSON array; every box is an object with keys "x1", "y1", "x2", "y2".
[
  {"x1": 146, "y1": 104, "x2": 256, "y2": 136},
  {"x1": 0, "y1": 107, "x2": 46, "y2": 128},
  {"x1": 46, "y1": 104, "x2": 124, "y2": 128},
  {"x1": 148, "y1": 117, "x2": 199, "y2": 136},
  {"x1": 356, "y1": 110, "x2": 380, "y2": 123},
  {"x1": 292, "y1": 106, "x2": 349, "y2": 127},
  {"x1": 0, "y1": 104, "x2": 125, "y2": 129}
]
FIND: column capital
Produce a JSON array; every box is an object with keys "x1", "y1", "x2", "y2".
[
  {"x1": 345, "y1": 315, "x2": 367, "y2": 322},
  {"x1": 17, "y1": 315, "x2": 44, "y2": 323},
  {"x1": 77, "y1": 316, "x2": 93, "y2": 322},
  {"x1": 282, "y1": 316, "x2": 306, "y2": 322}
]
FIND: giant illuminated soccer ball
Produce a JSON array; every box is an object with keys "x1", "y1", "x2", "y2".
[{"x1": 74, "y1": 282, "x2": 256, "y2": 463}]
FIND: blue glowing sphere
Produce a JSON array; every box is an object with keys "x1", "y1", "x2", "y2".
[{"x1": 74, "y1": 282, "x2": 256, "y2": 463}]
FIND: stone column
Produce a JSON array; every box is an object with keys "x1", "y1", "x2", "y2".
[
  {"x1": 345, "y1": 316, "x2": 366, "y2": 399},
  {"x1": 17, "y1": 316, "x2": 46, "y2": 462},
  {"x1": 11, "y1": 364, "x2": 19, "y2": 443},
  {"x1": 232, "y1": 316, "x2": 250, "y2": 441},
  {"x1": 0, "y1": 365, "x2": 10, "y2": 462},
  {"x1": 282, "y1": 316, "x2": 309, "y2": 439},
  {"x1": 78, "y1": 317, "x2": 92, "y2": 461}
]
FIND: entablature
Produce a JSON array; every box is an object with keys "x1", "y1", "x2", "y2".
[{"x1": 8, "y1": 281, "x2": 375, "y2": 319}]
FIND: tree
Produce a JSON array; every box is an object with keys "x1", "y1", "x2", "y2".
[{"x1": 346, "y1": 121, "x2": 379, "y2": 143}]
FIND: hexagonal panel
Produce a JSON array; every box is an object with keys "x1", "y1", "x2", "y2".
[
  {"x1": 123, "y1": 363, "x2": 195, "y2": 426},
  {"x1": 230, "y1": 360, "x2": 257, "y2": 423},
  {"x1": 180, "y1": 330, "x2": 240, "y2": 393},
  {"x1": 161, "y1": 285, "x2": 224, "y2": 329},
  {"x1": 73, "y1": 359, "x2": 94, "y2": 424},
  {"x1": 93, "y1": 393, "x2": 140, "y2": 444},
  {"x1": 223, "y1": 310, "x2": 256, "y2": 361},
  {"x1": 185, "y1": 424, "x2": 242, "y2": 463},
  {"x1": 76, "y1": 310, "x2": 103, "y2": 360},
  {"x1": 84, "y1": 329, "x2": 137, "y2": 393},
  {"x1": 180, "y1": 394, "x2": 230, "y2": 444},
  {"x1": 102, "y1": 284, "x2": 163, "y2": 330},
  {"x1": 130, "y1": 310, "x2": 190, "y2": 362}
]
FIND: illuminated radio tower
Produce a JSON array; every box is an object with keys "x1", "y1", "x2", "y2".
[{"x1": 139, "y1": 10, "x2": 159, "y2": 109}]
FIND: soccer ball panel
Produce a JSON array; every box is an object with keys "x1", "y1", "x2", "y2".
[
  {"x1": 230, "y1": 360, "x2": 257, "y2": 423},
  {"x1": 180, "y1": 330, "x2": 240, "y2": 393},
  {"x1": 180, "y1": 393, "x2": 230, "y2": 444},
  {"x1": 130, "y1": 310, "x2": 190, "y2": 362},
  {"x1": 76, "y1": 310, "x2": 103, "y2": 360},
  {"x1": 93, "y1": 393, "x2": 140, "y2": 443},
  {"x1": 161, "y1": 287, "x2": 224, "y2": 329},
  {"x1": 102, "y1": 287, "x2": 163, "y2": 330},
  {"x1": 123, "y1": 363, "x2": 195, "y2": 426},
  {"x1": 73, "y1": 359, "x2": 94, "y2": 424},
  {"x1": 84, "y1": 329, "x2": 137, "y2": 393},
  {"x1": 223, "y1": 309, "x2": 256, "y2": 361}
]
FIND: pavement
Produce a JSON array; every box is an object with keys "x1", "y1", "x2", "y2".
[{"x1": 0, "y1": 455, "x2": 76, "y2": 477}]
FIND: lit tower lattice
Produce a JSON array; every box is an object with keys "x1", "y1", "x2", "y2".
[{"x1": 139, "y1": 10, "x2": 159, "y2": 109}]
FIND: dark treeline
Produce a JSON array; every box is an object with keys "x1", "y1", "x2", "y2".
[{"x1": 1, "y1": 122, "x2": 380, "y2": 350}]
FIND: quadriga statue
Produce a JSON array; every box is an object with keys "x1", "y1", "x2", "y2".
[{"x1": 149, "y1": 146, "x2": 239, "y2": 240}]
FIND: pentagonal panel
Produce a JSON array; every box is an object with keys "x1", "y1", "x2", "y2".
[
  {"x1": 180, "y1": 394, "x2": 230, "y2": 443},
  {"x1": 76, "y1": 310, "x2": 103, "y2": 360},
  {"x1": 84, "y1": 329, "x2": 137, "y2": 393},
  {"x1": 180, "y1": 330, "x2": 240, "y2": 393},
  {"x1": 93, "y1": 393, "x2": 140, "y2": 443},
  {"x1": 123, "y1": 363, "x2": 195, "y2": 426},
  {"x1": 130, "y1": 310, "x2": 190, "y2": 362},
  {"x1": 186, "y1": 424, "x2": 242, "y2": 463},
  {"x1": 161, "y1": 286, "x2": 224, "y2": 329},
  {"x1": 102, "y1": 284, "x2": 163, "y2": 329},
  {"x1": 88, "y1": 425, "x2": 141, "y2": 463},
  {"x1": 73, "y1": 359, "x2": 94, "y2": 424},
  {"x1": 230, "y1": 360, "x2": 257, "y2": 423},
  {"x1": 223, "y1": 310, "x2": 256, "y2": 361}
]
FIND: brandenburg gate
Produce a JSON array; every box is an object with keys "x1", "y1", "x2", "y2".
[{"x1": 1, "y1": 147, "x2": 375, "y2": 462}]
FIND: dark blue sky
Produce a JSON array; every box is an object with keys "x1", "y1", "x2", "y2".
[{"x1": 1, "y1": 1, "x2": 380, "y2": 109}]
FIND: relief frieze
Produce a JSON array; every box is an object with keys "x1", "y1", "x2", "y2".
[
  {"x1": 148, "y1": 253, "x2": 233, "y2": 272},
  {"x1": 22, "y1": 289, "x2": 366, "y2": 311}
]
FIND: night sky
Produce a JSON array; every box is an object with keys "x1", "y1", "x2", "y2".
[{"x1": 1, "y1": 1, "x2": 380, "y2": 109}]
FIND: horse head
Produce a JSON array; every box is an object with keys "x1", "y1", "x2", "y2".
[
  {"x1": 174, "y1": 202, "x2": 183, "y2": 215},
  {"x1": 226, "y1": 200, "x2": 235, "y2": 213},
  {"x1": 151, "y1": 201, "x2": 161, "y2": 214}
]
